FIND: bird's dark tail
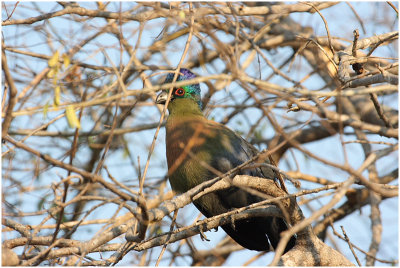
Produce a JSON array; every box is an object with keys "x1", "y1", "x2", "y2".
[
  {"x1": 221, "y1": 216, "x2": 296, "y2": 252},
  {"x1": 267, "y1": 217, "x2": 296, "y2": 253}
]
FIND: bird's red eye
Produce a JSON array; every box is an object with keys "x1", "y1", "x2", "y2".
[{"x1": 175, "y1": 88, "x2": 185, "y2": 96}]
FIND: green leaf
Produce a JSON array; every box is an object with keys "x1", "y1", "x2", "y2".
[
  {"x1": 254, "y1": 130, "x2": 263, "y2": 140},
  {"x1": 37, "y1": 194, "x2": 49, "y2": 210},
  {"x1": 122, "y1": 147, "x2": 129, "y2": 159},
  {"x1": 88, "y1": 136, "x2": 96, "y2": 144}
]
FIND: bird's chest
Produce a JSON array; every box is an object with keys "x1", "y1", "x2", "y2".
[{"x1": 165, "y1": 118, "x2": 215, "y2": 193}]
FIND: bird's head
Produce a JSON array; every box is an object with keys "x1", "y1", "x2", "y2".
[{"x1": 156, "y1": 68, "x2": 202, "y2": 110}]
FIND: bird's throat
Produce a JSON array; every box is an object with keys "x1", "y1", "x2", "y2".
[{"x1": 167, "y1": 98, "x2": 203, "y2": 117}]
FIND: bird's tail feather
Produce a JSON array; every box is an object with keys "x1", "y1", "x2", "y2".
[
  {"x1": 267, "y1": 217, "x2": 296, "y2": 253},
  {"x1": 221, "y1": 217, "x2": 296, "y2": 252}
]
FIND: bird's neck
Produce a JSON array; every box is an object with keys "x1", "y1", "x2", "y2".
[{"x1": 167, "y1": 98, "x2": 204, "y2": 118}]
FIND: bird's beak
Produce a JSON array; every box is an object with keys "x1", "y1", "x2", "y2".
[{"x1": 156, "y1": 91, "x2": 168, "y2": 105}]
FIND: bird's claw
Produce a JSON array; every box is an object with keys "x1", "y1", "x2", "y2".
[{"x1": 199, "y1": 227, "x2": 210, "y2": 241}]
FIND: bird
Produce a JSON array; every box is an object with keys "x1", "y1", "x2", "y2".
[{"x1": 156, "y1": 68, "x2": 296, "y2": 252}]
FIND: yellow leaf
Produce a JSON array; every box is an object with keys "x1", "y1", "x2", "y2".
[
  {"x1": 48, "y1": 50, "x2": 59, "y2": 68},
  {"x1": 54, "y1": 86, "x2": 60, "y2": 106},
  {"x1": 52, "y1": 73, "x2": 58, "y2": 85},
  {"x1": 47, "y1": 69, "x2": 55, "y2": 78},
  {"x1": 62, "y1": 54, "x2": 70, "y2": 68},
  {"x1": 179, "y1": 10, "x2": 185, "y2": 20},
  {"x1": 43, "y1": 101, "x2": 49, "y2": 119},
  {"x1": 65, "y1": 105, "x2": 81, "y2": 129}
]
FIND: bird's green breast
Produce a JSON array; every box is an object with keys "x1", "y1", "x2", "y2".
[
  {"x1": 165, "y1": 115, "x2": 213, "y2": 193},
  {"x1": 164, "y1": 99, "x2": 220, "y2": 189},
  {"x1": 165, "y1": 115, "x2": 230, "y2": 215}
]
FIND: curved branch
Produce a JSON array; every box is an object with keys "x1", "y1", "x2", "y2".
[{"x1": 1, "y1": 48, "x2": 18, "y2": 138}]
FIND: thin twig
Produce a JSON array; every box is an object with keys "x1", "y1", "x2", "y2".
[
  {"x1": 369, "y1": 92, "x2": 393, "y2": 128},
  {"x1": 340, "y1": 225, "x2": 362, "y2": 266},
  {"x1": 345, "y1": 2, "x2": 366, "y2": 34},
  {"x1": 155, "y1": 210, "x2": 178, "y2": 266},
  {"x1": 387, "y1": 1, "x2": 399, "y2": 14},
  {"x1": 304, "y1": 2, "x2": 335, "y2": 56}
]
